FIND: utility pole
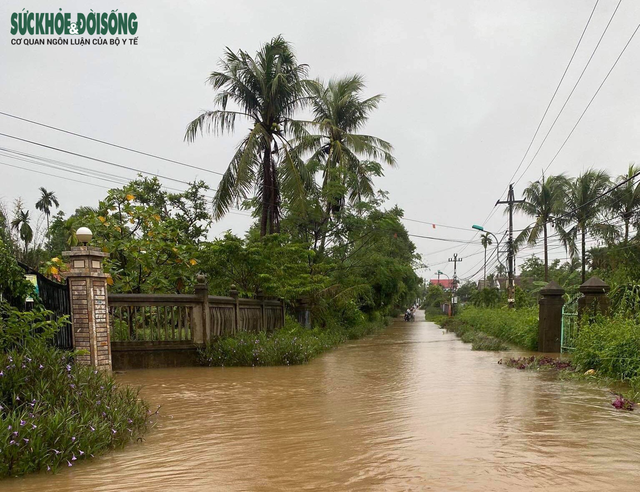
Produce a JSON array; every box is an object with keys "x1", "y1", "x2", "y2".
[
  {"x1": 496, "y1": 184, "x2": 525, "y2": 308},
  {"x1": 448, "y1": 253, "x2": 462, "y2": 315}
]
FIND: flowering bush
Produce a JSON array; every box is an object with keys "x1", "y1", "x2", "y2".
[{"x1": 0, "y1": 305, "x2": 149, "y2": 477}]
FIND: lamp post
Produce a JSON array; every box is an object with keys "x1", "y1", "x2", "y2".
[{"x1": 472, "y1": 225, "x2": 504, "y2": 288}]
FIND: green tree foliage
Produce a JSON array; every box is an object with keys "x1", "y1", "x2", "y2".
[
  {"x1": 84, "y1": 177, "x2": 211, "y2": 293},
  {"x1": 0, "y1": 239, "x2": 32, "y2": 307}
]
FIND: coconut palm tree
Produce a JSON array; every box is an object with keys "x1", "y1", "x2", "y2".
[
  {"x1": 300, "y1": 75, "x2": 395, "y2": 213},
  {"x1": 480, "y1": 232, "x2": 492, "y2": 287},
  {"x1": 185, "y1": 35, "x2": 311, "y2": 236},
  {"x1": 11, "y1": 209, "x2": 33, "y2": 257},
  {"x1": 561, "y1": 170, "x2": 611, "y2": 283},
  {"x1": 35, "y1": 187, "x2": 59, "y2": 241},
  {"x1": 607, "y1": 164, "x2": 640, "y2": 243},
  {"x1": 514, "y1": 174, "x2": 570, "y2": 281}
]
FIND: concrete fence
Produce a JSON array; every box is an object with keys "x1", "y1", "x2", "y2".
[{"x1": 63, "y1": 246, "x2": 285, "y2": 371}]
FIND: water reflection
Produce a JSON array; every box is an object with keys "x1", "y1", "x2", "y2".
[{"x1": 5, "y1": 316, "x2": 640, "y2": 491}]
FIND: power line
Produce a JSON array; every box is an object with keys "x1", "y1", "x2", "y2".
[
  {"x1": 0, "y1": 132, "x2": 198, "y2": 187},
  {"x1": 0, "y1": 111, "x2": 225, "y2": 176},
  {"x1": 408, "y1": 233, "x2": 478, "y2": 244},
  {"x1": 514, "y1": 0, "x2": 623, "y2": 186},
  {"x1": 504, "y1": 0, "x2": 601, "y2": 191},
  {"x1": 539, "y1": 23, "x2": 640, "y2": 177}
]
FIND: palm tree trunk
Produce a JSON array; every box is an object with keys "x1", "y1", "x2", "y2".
[
  {"x1": 270, "y1": 155, "x2": 280, "y2": 234},
  {"x1": 260, "y1": 144, "x2": 271, "y2": 237},
  {"x1": 483, "y1": 246, "x2": 487, "y2": 287},
  {"x1": 543, "y1": 223, "x2": 549, "y2": 282},
  {"x1": 624, "y1": 219, "x2": 630, "y2": 243},
  {"x1": 581, "y1": 227, "x2": 586, "y2": 284},
  {"x1": 46, "y1": 213, "x2": 50, "y2": 250}
]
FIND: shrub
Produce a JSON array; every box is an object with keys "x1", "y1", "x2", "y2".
[
  {"x1": 0, "y1": 305, "x2": 150, "y2": 477},
  {"x1": 199, "y1": 315, "x2": 388, "y2": 367}
]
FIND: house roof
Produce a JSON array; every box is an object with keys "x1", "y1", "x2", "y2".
[{"x1": 430, "y1": 279, "x2": 454, "y2": 289}]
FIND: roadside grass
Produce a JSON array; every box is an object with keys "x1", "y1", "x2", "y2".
[
  {"x1": 457, "y1": 306, "x2": 538, "y2": 350},
  {"x1": 199, "y1": 315, "x2": 390, "y2": 367}
]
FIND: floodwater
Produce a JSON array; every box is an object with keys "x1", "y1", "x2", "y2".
[{"x1": 5, "y1": 314, "x2": 640, "y2": 491}]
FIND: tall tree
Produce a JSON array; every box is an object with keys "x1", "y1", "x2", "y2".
[
  {"x1": 562, "y1": 170, "x2": 611, "y2": 283},
  {"x1": 35, "y1": 187, "x2": 59, "y2": 243},
  {"x1": 514, "y1": 174, "x2": 570, "y2": 281},
  {"x1": 607, "y1": 164, "x2": 640, "y2": 243},
  {"x1": 480, "y1": 232, "x2": 492, "y2": 287},
  {"x1": 185, "y1": 35, "x2": 311, "y2": 236},
  {"x1": 10, "y1": 209, "x2": 33, "y2": 257},
  {"x1": 297, "y1": 75, "x2": 395, "y2": 252}
]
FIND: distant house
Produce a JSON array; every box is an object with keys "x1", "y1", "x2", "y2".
[{"x1": 430, "y1": 279, "x2": 454, "y2": 290}]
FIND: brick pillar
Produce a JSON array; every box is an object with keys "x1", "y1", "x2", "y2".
[
  {"x1": 229, "y1": 284, "x2": 239, "y2": 334},
  {"x1": 579, "y1": 276, "x2": 610, "y2": 320},
  {"x1": 193, "y1": 274, "x2": 209, "y2": 344},
  {"x1": 62, "y1": 246, "x2": 111, "y2": 371},
  {"x1": 257, "y1": 288, "x2": 266, "y2": 332},
  {"x1": 538, "y1": 280, "x2": 565, "y2": 353}
]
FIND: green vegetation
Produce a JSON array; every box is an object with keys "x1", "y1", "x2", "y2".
[
  {"x1": 457, "y1": 306, "x2": 538, "y2": 350},
  {"x1": 573, "y1": 315, "x2": 640, "y2": 382},
  {"x1": 437, "y1": 317, "x2": 508, "y2": 351},
  {"x1": 0, "y1": 306, "x2": 149, "y2": 478},
  {"x1": 200, "y1": 316, "x2": 389, "y2": 366}
]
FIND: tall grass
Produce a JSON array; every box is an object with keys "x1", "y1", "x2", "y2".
[
  {"x1": 199, "y1": 316, "x2": 389, "y2": 366},
  {"x1": 457, "y1": 306, "x2": 538, "y2": 350},
  {"x1": 573, "y1": 315, "x2": 640, "y2": 381}
]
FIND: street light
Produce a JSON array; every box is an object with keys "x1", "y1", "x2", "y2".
[{"x1": 471, "y1": 224, "x2": 504, "y2": 286}]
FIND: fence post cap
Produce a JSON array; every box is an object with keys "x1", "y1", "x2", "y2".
[
  {"x1": 196, "y1": 273, "x2": 206, "y2": 284},
  {"x1": 579, "y1": 276, "x2": 610, "y2": 294},
  {"x1": 540, "y1": 281, "x2": 565, "y2": 296},
  {"x1": 229, "y1": 284, "x2": 239, "y2": 298}
]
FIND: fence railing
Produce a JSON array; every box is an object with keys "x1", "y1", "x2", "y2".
[{"x1": 109, "y1": 288, "x2": 285, "y2": 343}]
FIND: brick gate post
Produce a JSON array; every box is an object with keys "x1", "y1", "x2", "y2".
[
  {"x1": 62, "y1": 230, "x2": 112, "y2": 371},
  {"x1": 538, "y1": 280, "x2": 565, "y2": 353}
]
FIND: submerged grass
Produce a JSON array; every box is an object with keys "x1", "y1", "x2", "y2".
[
  {"x1": 199, "y1": 316, "x2": 390, "y2": 367},
  {"x1": 439, "y1": 318, "x2": 509, "y2": 351}
]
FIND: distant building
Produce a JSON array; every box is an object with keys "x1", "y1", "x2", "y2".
[{"x1": 430, "y1": 279, "x2": 454, "y2": 290}]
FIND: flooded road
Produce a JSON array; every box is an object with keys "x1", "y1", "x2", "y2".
[{"x1": 5, "y1": 315, "x2": 640, "y2": 491}]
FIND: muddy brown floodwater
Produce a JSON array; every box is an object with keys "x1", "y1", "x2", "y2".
[{"x1": 5, "y1": 315, "x2": 640, "y2": 491}]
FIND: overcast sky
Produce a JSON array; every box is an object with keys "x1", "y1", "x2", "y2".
[{"x1": 1, "y1": 0, "x2": 639, "y2": 283}]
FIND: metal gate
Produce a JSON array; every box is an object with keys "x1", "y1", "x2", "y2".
[
  {"x1": 561, "y1": 294, "x2": 581, "y2": 353},
  {"x1": 18, "y1": 262, "x2": 73, "y2": 350}
]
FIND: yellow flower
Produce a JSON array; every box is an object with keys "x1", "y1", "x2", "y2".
[
  {"x1": 98, "y1": 216, "x2": 106, "y2": 223},
  {"x1": 125, "y1": 194, "x2": 135, "y2": 201},
  {"x1": 51, "y1": 257, "x2": 60, "y2": 263},
  {"x1": 153, "y1": 214, "x2": 161, "y2": 221},
  {"x1": 189, "y1": 259, "x2": 197, "y2": 266},
  {"x1": 106, "y1": 276, "x2": 114, "y2": 286},
  {"x1": 50, "y1": 266, "x2": 59, "y2": 275}
]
